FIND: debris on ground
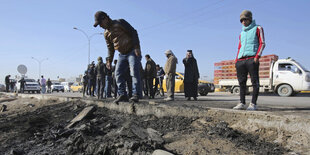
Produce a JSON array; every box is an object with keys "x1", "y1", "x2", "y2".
[
  {"x1": 0, "y1": 99, "x2": 290, "y2": 154},
  {"x1": 0, "y1": 104, "x2": 7, "y2": 112}
]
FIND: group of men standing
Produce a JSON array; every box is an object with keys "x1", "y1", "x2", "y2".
[
  {"x1": 92, "y1": 11, "x2": 202, "y2": 103},
  {"x1": 82, "y1": 57, "x2": 114, "y2": 99}
]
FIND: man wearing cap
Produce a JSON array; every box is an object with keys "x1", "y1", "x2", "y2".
[
  {"x1": 164, "y1": 50, "x2": 178, "y2": 101},
  {"x1": 233, "y1": 10, "x2": 266, "y2": 111},
  {"x1": 94, "y1": 11, "x2": 142, "y2": 103}
]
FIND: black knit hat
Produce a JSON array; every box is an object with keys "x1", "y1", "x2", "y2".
[{"x1": 240, "y1": 10, "x2": 252, "y2": 23}]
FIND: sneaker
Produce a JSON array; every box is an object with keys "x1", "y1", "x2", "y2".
[
  {"x1": 129, "y1": 95, "x2": 139, "y2": 103},
  {"x1": 233, "y1": 103, "x2": 246, "y2": 110},
  {"x1": 247, "y1": 103, "x2": 257, "y2": 111},
  {"x1": 113, "y1": 95, "x2": 129, "y2": 104},
  {"x1": 164, "y1": 97, "x2": 174, "y2": 101}
]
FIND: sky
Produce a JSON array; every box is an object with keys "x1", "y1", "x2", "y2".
[{"x1": 1, "y1": 0, "x2": 310, "y2": 83}]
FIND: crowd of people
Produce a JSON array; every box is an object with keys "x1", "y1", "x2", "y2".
[
  {"x1": 90, "y1": 11, "x2": 202, "y2": 104},
  {"x1": 4, "y1": 75, "x2": 53, "y2": 94},
  {"x1": 3, "y1": 10, "x2": 264, "y2": 111}
]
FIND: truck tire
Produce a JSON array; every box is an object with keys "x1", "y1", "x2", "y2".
[
  {"x1": 277, "y1": 84, "x2": 293, "y2": 97},
  {"x1": 232, "y1": 87, "x2": 240, "y2": 95}
]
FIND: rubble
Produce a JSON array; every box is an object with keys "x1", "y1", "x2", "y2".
[
  {"x1": 0, "y1": 95, "x2": 297, "y2": 154},
  {"x1": 0, "y1": 104, "x2": 7, "y2": 112}
]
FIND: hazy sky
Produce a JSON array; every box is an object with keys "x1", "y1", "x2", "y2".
[{"x1": 1, "y1": 0, "x2": 310, "y2": 83}]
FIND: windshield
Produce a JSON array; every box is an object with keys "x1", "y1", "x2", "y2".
[
  {"x1": 25, "y1": 79, "x2": 36, "y2": 82},
  {"x1": 53, "y1": 82, "x2": 61, "y2": 85},
  {"x1": 296, "y1": 62, "x2": 309, "y2": 72}
]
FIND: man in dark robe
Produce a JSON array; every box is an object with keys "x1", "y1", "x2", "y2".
[{"x1": 183, "y1": 50, "x2": 200, "y2": 101}]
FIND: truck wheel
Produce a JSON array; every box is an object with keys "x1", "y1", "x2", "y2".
[
  {"x1": 232, "y1": 87, "x2": 240, "y2": 95},
  {"x1": 277, "y1": 84, "x2": 293, "y2": 97}
]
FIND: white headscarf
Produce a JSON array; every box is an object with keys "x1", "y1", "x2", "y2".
[{"x1": 165, "y1": 50, "x2": 178, "y2": 64}]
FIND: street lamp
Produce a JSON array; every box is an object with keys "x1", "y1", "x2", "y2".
[
  {"x1": 31, "y1": 57, "x2": 48, "y2": 79},
  {"x1": 73, "y1": 27, "x2": 104, "y2": 65}
]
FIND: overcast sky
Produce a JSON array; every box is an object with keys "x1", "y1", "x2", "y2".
[{"x1": 1, "y1": 0, "x2": 310, "y2": 83}]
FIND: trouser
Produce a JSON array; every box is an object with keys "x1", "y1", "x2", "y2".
[
  {"x1": 145, "y1": 77, "x2": 155, "y2": 97},
  {"x1": 115, "y1": 50, "x2": 141, "y2": 97},
  {"x1": 88, "y1": 79, "x2": 95, "y2": 96},
  {"x1": 20, "y1": 86, "x2": 24, "y2": 93},
  {"x1": 83, "y1": 82, "x2": 88, "y2": 96},
  {"x1": 5, "y1": 83, "x2": 9, "y2": 92},
  {"x1": 166, "y1": 73, "x2": 175, "y2": 98},
  {"x1": 236, "y1": 58, "x2": 260, "y2": 104},
  {"x1": 47, "y1": 86, "x2": 51, "y2": 93},
  {"x1": 41, "y1": 85, "x2": 46, "y2": 94},
  {"x1": 155, "y1": 78, "x2": 164, "y2": 96},
  {"x1": 126, "y1": 75, "x2": 133, "y2": 97},
  {"x1": 105, "y1": 75, "x2": 112, "y2": 97},
  {"x1": 112, "y1": 77, "x2": 118, "y2": 98},
  {"x1": 96, "y1": 77, "x2": 105, "y2": 99}
]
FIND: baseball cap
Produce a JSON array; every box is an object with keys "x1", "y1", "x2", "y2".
[{"x1": 94, "y1": 11, "x2": 108, "y2": 27}]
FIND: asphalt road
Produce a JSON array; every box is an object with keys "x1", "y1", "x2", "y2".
[{"x1": 45, "y1": 91, "x2": 310, "y2": 110}]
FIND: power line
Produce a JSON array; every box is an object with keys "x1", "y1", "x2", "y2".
[{"x1": 140, "y1": 0, "x2": 225, "y2": 31}]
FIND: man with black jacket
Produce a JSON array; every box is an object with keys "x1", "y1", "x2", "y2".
[
  {"x1": 94, "y1": 11, "x2": 142, "y2": 103},
  {"x1": 5, "y1": 75, "x2": 10, "y2": 92},
  {"x1": 18, "y1": 77, "x2": 25, "y2": 93},
  {"x1": 144, "y1": 54, "x2": 156, "y2": 99}
]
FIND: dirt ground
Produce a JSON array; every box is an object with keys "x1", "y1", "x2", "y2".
[{"x1": 0, "y1": 93, "x2": 294, "y2": 154}]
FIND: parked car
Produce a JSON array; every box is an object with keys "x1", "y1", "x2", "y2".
[
  {"x1": 16, "y1": 78, "x2": 41, "y2": 93},
  {"x1": 70, "y1": 83, "x2": 83, "y2": 93},
  {"x1": 61, "y1": 82, "x2": 74, "y2": 92},
  {"x1": 162, "y1": 72, "x2": 215, "y2": 96},
  {"x1": 51, "y1": 82, "x2": 65, "y2": 92},
  {"x1": 0, "y1": 84, "x2": 5, "y2": 92}
]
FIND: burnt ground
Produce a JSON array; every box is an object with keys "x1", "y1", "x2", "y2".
[{"x1": 0, "y1": 100, "x2": 290, "y2": 155}]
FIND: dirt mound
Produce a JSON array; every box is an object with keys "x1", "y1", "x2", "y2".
[{"x1": 0, "y1": 101, "x2": 289, "y2": 154}]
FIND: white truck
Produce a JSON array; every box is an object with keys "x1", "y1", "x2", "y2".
[{"x1": 218, "y1": 58, "x2": 310, "y2": 97}]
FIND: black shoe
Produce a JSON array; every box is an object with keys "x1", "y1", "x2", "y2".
[
  {"x1": 194, "y1": 97, "x2": 197, "y2": 101},
  {"x1": 187, "y1": 97, "x2": 191, "y2": 101},
  {"x1": 129, "y1": 95, "x2": 139, "y2": 103},
  {"x1": 113, "y1": 95, "x2": 129, "y2": 104}
]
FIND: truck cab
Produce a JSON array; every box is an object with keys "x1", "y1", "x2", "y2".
[{"x1": 272, "y1": 58, "x2": 310, "y2": 96}]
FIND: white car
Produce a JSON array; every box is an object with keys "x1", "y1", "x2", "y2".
[
  {"x1": 16, "y1": 78, "x2": 41, "y2": 93},
  {"x1": 61, "y1": 82, "x2": 73, "y2": 92},
  {"x1": 51, "y1": 82, "x2": 65, "y2": 92}
]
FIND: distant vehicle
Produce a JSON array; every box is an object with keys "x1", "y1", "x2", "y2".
[
  {"x1": 61, "y1": 82, "x2": 74, "y2": 92},
  {"x1": 0, "y1": 84, "x2": 5, "y2": 92},
  {"x1": 16, "y1": 78, "x2": 40, "y2": 93},
  {"x1": 162, "y1": 72, "x2": 215, "y2": 96},
  {"x1": 216, "y1": 55, "x2": 310, "y2": 97},
  {"x1": 70, "y1": 83, "x2": 83, "y2": 93},
  {"x1": 51, "y1": 82, "x2": 65, "y2": 92}
]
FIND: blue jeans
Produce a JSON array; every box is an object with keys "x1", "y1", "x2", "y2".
[
  {"x1": 105, "y1": 75, "x2": 112, "y2": 97},
  {"x1": 115, "y1": 50, "x2": 141, "y2": 96},
  {"x1": 41, "y1": 85, "x2": 46, "y2": 94}
]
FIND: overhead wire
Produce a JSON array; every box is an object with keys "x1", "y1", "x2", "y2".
[{"x1": 140, "y1": 0, "x2": 225, "y2": 32}]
